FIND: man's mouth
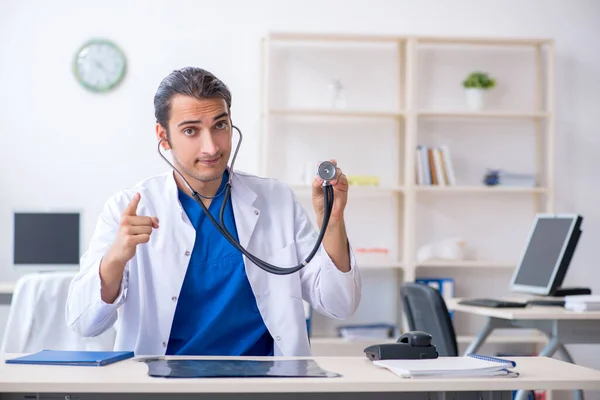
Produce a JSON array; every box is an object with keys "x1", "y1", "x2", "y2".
[{"x1": 197, "y1": 156, "x2": 220, "y2": 166}]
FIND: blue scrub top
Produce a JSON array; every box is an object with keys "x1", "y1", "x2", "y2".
[{"x1": 166, "y1": 170, "x2": 274, "y2": 356}]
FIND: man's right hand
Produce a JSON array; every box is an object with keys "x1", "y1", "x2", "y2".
[
  {"x1": 108, "y1": 192, "x2": 159, "y2": 265},
  {"x1": 100, "y1": 193, "x2": 159, "y2": 303}
]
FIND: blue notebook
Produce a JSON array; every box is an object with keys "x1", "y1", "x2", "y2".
[{"x1": 5, "y1": 350, "x2": 134, "y2": 366}]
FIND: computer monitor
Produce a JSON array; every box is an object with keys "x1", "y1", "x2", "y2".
[
  {"x1": 13, "y1": 212, "x2": 81, "y2": 270},
  {"x1": 509, "y1": 213, "x2": 583, "y2": 296}
]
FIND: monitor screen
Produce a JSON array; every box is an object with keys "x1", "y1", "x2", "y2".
[
  {"x1": 13, "y1": 212, "x2": 80, "y2": 267},
  {"x1": 510, "y1": 214, "x2": 581, "y2": 295}
]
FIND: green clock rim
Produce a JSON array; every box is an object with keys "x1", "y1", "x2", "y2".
[{"x1": 73, "y1": 38, "x2": 127, "y2": 93}]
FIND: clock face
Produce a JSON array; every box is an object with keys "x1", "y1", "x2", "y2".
[{"x1": 73, "y1": 39, "x2": 126, "y2": 93}]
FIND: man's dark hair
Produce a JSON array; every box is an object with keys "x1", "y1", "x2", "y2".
[{"x1": 154, "y1": 67, "x2": 232, "y2": 136}]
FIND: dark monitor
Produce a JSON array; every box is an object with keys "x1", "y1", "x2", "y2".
[
  {"x1": 13, "y1": 212, "x2": 80, "y2": 269},
  {"x1": 509, "y1": 214, "x2": 582, "y2": 296}
]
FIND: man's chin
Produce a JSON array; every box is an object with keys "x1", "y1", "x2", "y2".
[{"x1": 193, "y1": 170, "x2": 225, "y2": 183}]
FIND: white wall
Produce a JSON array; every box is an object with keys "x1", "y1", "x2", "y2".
[{"x1": 1, "y1": 0, "x2": 600, "y2": 389}]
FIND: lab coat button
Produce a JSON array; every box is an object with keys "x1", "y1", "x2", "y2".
[
  {"x1": 184, "y1": 250, "x2": 191, "y2": 256},
  {"x1": 172, "y1": 296, "x2": 177, "y2": 301},
  {"x1": 162, "y1": 341, "x2": 166, "y2": 347},
  {"x1": 254, "y1": 210, "x2": 259, "y2": 215},
  {"x1": 275, "y1": 336, "x2": 281, "y2": 341}
]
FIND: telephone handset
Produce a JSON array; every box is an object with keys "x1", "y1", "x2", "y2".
[{"x1": 363, "y1": 330, "x2": 439, "y2": 361}]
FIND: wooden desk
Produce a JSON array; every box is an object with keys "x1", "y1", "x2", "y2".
[
  {"x1": 0, "y1": 282, "x2": 13, "y2": 306},
  {"x1": 449, "y1": 298, "x2": 600, "y2": 400},
  {"x1": 1, "y1": 355, "x2": 600, "y2": 400}
]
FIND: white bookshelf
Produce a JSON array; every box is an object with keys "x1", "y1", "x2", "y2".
[{"x1": 259, "y1": 32, "x2": 554, "y2": 355}]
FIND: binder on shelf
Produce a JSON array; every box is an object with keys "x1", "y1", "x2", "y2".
[
  {"x1": 415, "y1": 277, "x2": 455, "y2": 319},
  {"x1": 5, "y1": 350, "x2": 134, "y2": 366}
]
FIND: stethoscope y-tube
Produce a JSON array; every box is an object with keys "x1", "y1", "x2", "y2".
[{"x1": 157, "y1": 125, "x2": 335, "y2": 275}]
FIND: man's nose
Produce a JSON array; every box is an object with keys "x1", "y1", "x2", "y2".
[{"x1": 200, "y1": 130, "x2": 218, "y2": 154}]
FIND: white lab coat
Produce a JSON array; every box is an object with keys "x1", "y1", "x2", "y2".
[
  {"x1": 65, "y1": 170, "x2": 361, "y2": 356},
  {"x1": 2, "y1": 272, "x2": 115, "y2": 354}
]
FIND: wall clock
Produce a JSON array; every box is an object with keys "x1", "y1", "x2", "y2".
[{"x1": 73, "y1": 39, "x2": 127, "y2": 93}]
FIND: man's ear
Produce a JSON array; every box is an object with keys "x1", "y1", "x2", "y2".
[{"x1": 156, "y1": 123, "x2": 171, "y2": 150}]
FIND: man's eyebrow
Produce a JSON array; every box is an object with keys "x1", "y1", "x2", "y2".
[
  {"x1": 176, "y1": 113, "x2": 229, "y2": 127},
  {"x1": 177, "y1": 120, "x2": 201, "y2": 127},
  {"x1": 213, "y1": 112, "x2": 229, "y2": 121}
]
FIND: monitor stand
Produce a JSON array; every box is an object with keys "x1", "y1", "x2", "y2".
[
  {"x1": 551, "y1": 287, "x2": 591, "y2": 296},
  {"x1": 527, "y1": 287, "x2": 592, "y2": 307}
]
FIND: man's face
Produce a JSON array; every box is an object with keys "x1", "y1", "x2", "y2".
[{"x1": 159, "y1": 95, "x2": 232, "y2": 184}]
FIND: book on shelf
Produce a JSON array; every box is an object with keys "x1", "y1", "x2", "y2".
[{"x1": 416, "y1": 145, "x2": 456, "y2": 186}]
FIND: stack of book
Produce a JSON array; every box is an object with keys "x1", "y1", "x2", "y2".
[
  {"x1": 483, "y1": 169, "x2": 536, "y2": 187},
  {"x1": 416, "y1": 145, "x2": 456, "y2": 186},
  {"x1": 336, "y1": 324, "x2": 398, "y2": 340},
  {"x1": 564, "y1": 295, "x2": 600, "y2": 312}
]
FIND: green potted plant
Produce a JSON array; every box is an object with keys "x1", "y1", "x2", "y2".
[{"x1": 462, "y1": 71, "x2": 496, "y2": 110}]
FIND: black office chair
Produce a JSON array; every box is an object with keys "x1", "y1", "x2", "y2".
[{"x1": 400, "y1": 282, "x2": 459, "y2": 357}]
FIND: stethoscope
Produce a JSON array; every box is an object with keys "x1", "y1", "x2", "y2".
[{"x1": 157, "y1": 125, "x2": 336, "y2": 275}]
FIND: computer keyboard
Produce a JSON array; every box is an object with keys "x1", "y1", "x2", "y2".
[{"x1": 457, "y1": 298, "x2": 528, "y2": 308}]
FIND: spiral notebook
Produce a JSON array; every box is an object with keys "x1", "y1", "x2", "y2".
[{"x1": 373, "y1": 354, "x2": 518, "y2": 378}]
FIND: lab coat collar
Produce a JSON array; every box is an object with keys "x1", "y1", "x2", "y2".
[
  {"x1": 229, "y1": 169, "x2": 258, "y2": 206},
  {"x1": 229, "y1": 170, "x2": 260, "y2": 250},
  {"x1": 164, "y1": 168, "x2": 260, "y2": 249}
]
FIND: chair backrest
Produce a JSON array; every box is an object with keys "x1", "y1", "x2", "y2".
[
  {"x1": 400, "y1": 282, "x2": 458, "y2": 357},
  {"x1": 1, "y1": 272, "x2": 116, "y2": 354}
]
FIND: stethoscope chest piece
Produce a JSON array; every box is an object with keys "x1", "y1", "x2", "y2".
[{"x1": 317, "y1": 161, "x2": 337, "y2": 183}]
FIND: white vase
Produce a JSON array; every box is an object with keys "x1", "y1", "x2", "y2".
[{"x1": 465, "y1": 88, "x2": 485, "y2": 111}]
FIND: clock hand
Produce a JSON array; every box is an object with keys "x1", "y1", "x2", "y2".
[{"x1": 94, "y1": 60, "x2": 106, "y2": 73}]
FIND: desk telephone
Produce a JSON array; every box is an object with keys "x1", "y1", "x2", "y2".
[{"x1": 363, "y1": 331, "x2": 439, "y2": 361}]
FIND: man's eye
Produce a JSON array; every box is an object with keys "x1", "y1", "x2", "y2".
[
  {"x1": 183, "y1": 128, "x2": 195, "y2": 136},
  {"x1": 215, "y1": 121, "x2": 228, "y2": 130}
]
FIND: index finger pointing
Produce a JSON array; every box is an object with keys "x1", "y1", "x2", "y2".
[{"x1": 123, "y1": 193, "x2": 141, "y2": 216}]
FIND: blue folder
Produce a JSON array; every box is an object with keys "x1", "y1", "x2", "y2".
[{"x1": 5, "y1": 350, "x2": 134, "y2": 366}]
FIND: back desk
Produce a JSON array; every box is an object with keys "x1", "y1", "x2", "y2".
[{"x1": 449, "y1": 298, "x2": 600, "y2": 400}]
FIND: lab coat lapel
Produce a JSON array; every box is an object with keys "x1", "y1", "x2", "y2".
[{"x1": 229, "y1": 172, "x2": 259, "y2": 250}]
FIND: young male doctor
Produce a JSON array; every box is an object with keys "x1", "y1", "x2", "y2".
[{"x1": 66, "y1": 67, "x2": 362, "y2": 356}]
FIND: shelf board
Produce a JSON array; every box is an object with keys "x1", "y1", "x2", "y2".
[
  {"x1": 358, "y1": 262, "x2": 403, "y2": 270},
  {"x1": 417, "y1": 110, "x2": 549, "y2": 119},
  {"x1": 269, "y1": 109, "x2": 404, "y2": 120},
  {"x1": 417, "y1": 260, "x2": 515, "y2": 269},
  {"x1": 416, "y1": 185, "x2": 546, "y2": 194},
  {"x1": 268, "y1": 32, "x2": 405, "y2": 44},
  {"x1": 267, "y1": 33, "x2": 551, "y2": 47},
  {"x1": 417, "y1": 36, "x2": 552, "y2": 47},
  {"x1": 290, "y1": 185, "x2": 404, "y2": 196}
]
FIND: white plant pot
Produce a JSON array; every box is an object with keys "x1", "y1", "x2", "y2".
[{"x1": 465, "y1": 88, "x2": 485, "y2": 111}]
